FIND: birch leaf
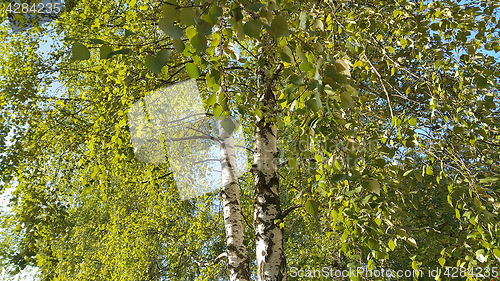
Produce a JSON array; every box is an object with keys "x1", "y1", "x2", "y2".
[
  {"x1": 158, "y1": 19, "x2": 183, "y2": 38},
  {"x1": 185, "y1": 63, "x2": 200, "y2": 79},
  {"x1": 305, "y1": 200, "x2": 319, "y2": 217},
  {"x1": 271, "y1": 15, "x2": 288, "y2": 37},
  {"x1": 71, "y1": 42, "x2": 90, "y2": 60},
  {"x1": 367, "y1": 179, "x2": 381, "y2": 195}
]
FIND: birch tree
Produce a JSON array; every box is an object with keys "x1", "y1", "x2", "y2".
[{"x1": 1, "y1": 0, "x2": 500, "y2": 280}]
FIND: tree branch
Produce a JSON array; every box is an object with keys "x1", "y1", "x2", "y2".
[
  {"x1": 191, "y1": 252, "x2": 228, "y2": 268},
  {"x1": 363, "y1": 54, "x2": 394, "y2": 119},
  {"x1": 280, "y1": 204, "x2": 305, "y2": 219}
]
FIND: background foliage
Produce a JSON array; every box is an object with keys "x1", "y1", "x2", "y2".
[{"x1": 1, "y1": 0, "x2": 500, "y2": 280}]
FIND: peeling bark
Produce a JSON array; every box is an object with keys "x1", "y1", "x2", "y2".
[
  {"x1": 252, "y1": 65, "x2": 287, "y2": 281},
  {"x1": 219, "y1": 120, "x2": 251, "y2": 281}
]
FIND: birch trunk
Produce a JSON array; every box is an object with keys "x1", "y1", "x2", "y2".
[
  {"x1": 219, "y1": 119, "x2": 251, "y2": 281},
  {"x1": 252, "y1": 66, "x2": 287, "y2": 281}
]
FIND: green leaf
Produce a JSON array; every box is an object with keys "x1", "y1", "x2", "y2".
[
  {"x1": 409, "y1": 117, "x2": 417, "y2": 126},
  {"x1": 330, "y1": 209, "x2": 338, "y2": 221},
  {"x1": 196, "y1": 20, "x2": 213, "y2": 36},
  {"x1": 280, "y1": 46, "x2": 293, "y2": 63},
  {"x1": 400, "y1": 38, "x2": 408, "y2": 49},
  {"x1": 476, "y1": 249, "x2": 485, "y2": 263},
  {"x1": 313, "y1": 19, "x2": 324, "y2": 30},
  {"x1": 124, "y1": 29, "x2": 136, "y2": 38},
  {"x1": 305, "y1": 98, "x2": 319, "y2": 112},
  {"x1": 403, "y1": 170, "x2": 413, "y2": 177},
  {"x1": 213, "y1": 104, "x2": 223, "y2": 116},
  {"x1": 388, "y1": 239, "x2": 396, "y2": 251},
  {"x1": 407, "y1": 237, "x2": 417, "y2": 247},
  {"x1": 411, "y1": 260, "x2": 419, "y2": 271},
  {"x1": 367, "y1": 239, "x2": 379, "y2": 250},
  {"x1": 180, "y1": 8, "x2": 196, "y2": 26},
  {"x1": 158, "y1": 19, "x2": 183, "y2": 38},
  {"x1": 336, "y1": 59, "x2": 350, "y2": 77},
  {"x1": 89, "y1": 38, "x2": 107, "y2": 45},
  {"x1": 173, "y1": 38, "x2": 185, "y2": 53},
  {"x1": 99, "y1": 45, "x2": 112, "y2": 59},
  {"x1": 210, "y1": 5, "x2": 223, "y2": 17},
  {"x1": 367, "y1": 179, "x2": 380, "y2": 195},
  {"x1": 493, "y1": 249, "x2": 500, "y2": 260},
  {"x1": 145, "y1": 55, "x2": 163, "y2": 73},
  {"x1": 246, "y1": 3, "x2": 264, "y2": 11},
  {"x1": 289, "y1": 73, "x2": 305, "y2": 85},
  {"x1": 271, "y1": 15, "x2": 288, "y2": 38},
  {"x1": 396, "y1": 228, "x2": 407, "y2": 237},
  {"x1": 425, "y1": 165, "x2": 433, "y2": 175},
  {"x1": 185, "y1": 63, "x2": 200, "y2": 79},
  {"x1": 156, "y1": 49, "x2": 171, "y2": 66},
  {"x1": 340, "y1": 91, "x2": 354, "y2": 109},
  {"x1": 415, "y1": 172, "x2": 423, "y2": 182},
  {"x1": 243, "y1": 20, "x2": 262, "y2": 39},
  {"x1": 71, "y1": 42, "x2": 90, "y2": 60},
  {"x1": 220, "y1": 118, "x2": 236, "y2": 135},
  {"x1": 305, "y1": 200, "x2": 320, "y2": 217},
  {"x1": 206, "y1": 93, "x2": 216, "y2": 106},
  {"x1": 300, "y1": 62, "x2": 313, "y2": 72},
  {"x1": 332, "y1": 174, "x2": 347, "y2": 182},
  {"x1": 191, "y1": 34, "x2": 207, "y2": 53},
  {"x1": 201, "y1": 14, "x2": 217, "y2": 25},
  {"x1": 162, "y1": 3, "x2": 179, "y2": 23}
]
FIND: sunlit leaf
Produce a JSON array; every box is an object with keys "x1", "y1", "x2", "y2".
[
  {"x1": 305, "y1": 200, "x2": 319, "y2": 217},
  {"x1": 185, "y1": 63, "x2": 200, "y2": 79}
]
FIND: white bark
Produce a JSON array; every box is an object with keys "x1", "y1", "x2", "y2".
[
  {"x1": 219, "y1": 120, "x2": 251, "y2": 281},
  {"x1": 252, "y1": 66, "x2": 287, "y2": 281}
]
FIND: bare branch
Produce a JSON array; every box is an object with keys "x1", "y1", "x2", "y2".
[
  {"x1": 280, "y1": 205, "x2": 305, "y2": 219},
  {"x1": 191, "y1": 252, "x2": 228, "y2": 268},
  {"x1": 364, "y1": 54, "x2": 394, "y2": 119}
]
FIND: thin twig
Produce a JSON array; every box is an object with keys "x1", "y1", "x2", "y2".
[
  {"x1": 364, "y1": 54, "x2": 394, "y2": 119},
  {"x1": 280, "y1": 205, "x2": 305, "y2": 219}
]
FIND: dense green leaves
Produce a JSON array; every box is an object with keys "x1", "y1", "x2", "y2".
[{"x1": 1, "y1": 0, "x2": 500, "y2": 280}]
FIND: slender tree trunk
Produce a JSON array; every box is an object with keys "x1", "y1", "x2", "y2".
[
  {"x1": 252, "y1": 64, "x2": 287, "y2": 281},
  {"x1": 213, "y1": 21, "x2": 251, "y2": 280},
  {"x1": 219, "y1": 110, "x2": 251, "y2": 281}
]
